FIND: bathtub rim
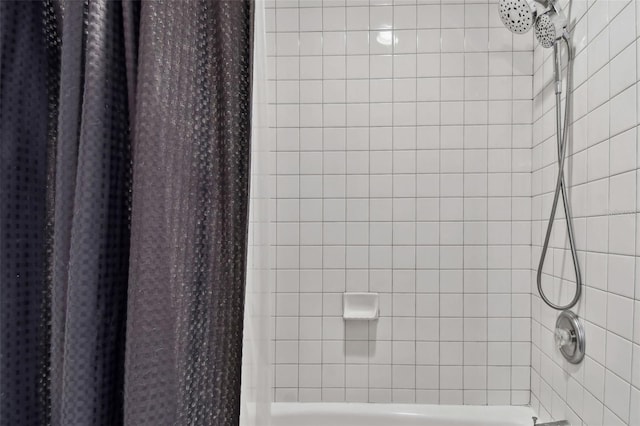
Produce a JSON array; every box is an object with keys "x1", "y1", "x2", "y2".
[{"x1": 271, "y1": 402, "x2": 538, "y2": 426}]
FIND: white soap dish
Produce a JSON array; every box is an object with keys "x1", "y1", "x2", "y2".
[{"x1": 343, "y1": 292, "x2": 379, "y2": 320}]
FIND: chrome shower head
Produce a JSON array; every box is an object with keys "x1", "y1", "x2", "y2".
[
  {"x1": 534, "y1": 14, "x2": 556, "y2": 48},
  {"x1": 534, "y1": 3, "x2": 567, "y2": 48},
  {"x1": 498, "y1": 0, "x2": 567, "y2": 48},
  {"x1": 498, "y1": 0, "x2": 537, "y2": 34}
]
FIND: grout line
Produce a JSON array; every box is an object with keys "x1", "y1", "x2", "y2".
[
  {"x1": 414, "y1": 0, "x2": 419, "y2": 403},
  {"x1": 297, "y1": 0, "x2": 302, "y2": 401},
  {"x1": 274, "y1": 0, "x2": 280, "y2": 399},
  {"x1": 390, "y1": 0, "x2": 395, "y2": 403},
  {"x1": 509, "y1": 23, "x2": 514, "y2": 406},
  {"x1": 631, "y1": 1, "x2": 639, "y2": 423},
  {"x1": 342, "y1": 0, "x2": 347, "y2": 403},
  {"x1": 486, "y1": 1, "x2": 492, "y2": 404},
  {"x1": 317, "y1": 0, "x2": 324, "y2": 403},
  {"x1": 437, "y1": 0, "x2": 442, "y2": 404},
  {"x1": 367, "y1": 0, "x2": 372, "y2": 403}
]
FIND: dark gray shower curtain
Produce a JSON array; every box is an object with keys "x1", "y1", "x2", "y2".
[
  {"x1": 0, "y1": 1, "x2": 254, "y2": 425},
  {"x1": 125, "y1": 1, "x2": 254, "y2": 424},
  {"x1": 0, "y1": 2, "x2": 54, "y2": 425}
]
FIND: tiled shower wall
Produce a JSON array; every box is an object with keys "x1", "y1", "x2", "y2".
[
  {"x1": 267, "y1": 0, "x2": 535, "y2": 403},
  {"x1": 530, "y1": 0, "x2": 640, "y2": 425}
]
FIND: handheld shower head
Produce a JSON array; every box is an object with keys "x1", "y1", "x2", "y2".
[
  {"x1": 534, "y1": 3, "x2": 567, "y2": 48},
  {"x1": 498, "y1": 0, "x2": 537, "y2": 34},
  {"x1": 534, "y1": 14, "x2": 556, "y2": 48}
]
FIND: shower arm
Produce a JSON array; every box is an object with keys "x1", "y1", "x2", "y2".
[{"x1": 536, "y1": 34, "x2": 583, "y2": 311}]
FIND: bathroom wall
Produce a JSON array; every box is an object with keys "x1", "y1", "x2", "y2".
[
  {"x1": 267, "y1": 0, "x2": 535, "y2": 404},
  {"x1": 530, "y1": 0, "x2": 640, "y2": 424}
]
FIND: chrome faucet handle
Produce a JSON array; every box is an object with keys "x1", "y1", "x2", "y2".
[{"x1": 554, "y1": 327, "x2": 572, "y2": 348}]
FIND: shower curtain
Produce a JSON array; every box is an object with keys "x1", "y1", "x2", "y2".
[{"x1": 0, "y1": 1, "x2": 254, "y2": 425}]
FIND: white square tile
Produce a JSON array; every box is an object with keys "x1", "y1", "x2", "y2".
[
  {"x1": 605, "y1": 332, "x2": 633, "y2": 382},
  {"x1": 346, "y1": 31, "x2": 368, "y2": 55},
  {"x1": 346, "y1": 6, "x2": 369, "y2": 30},
  {"x1": 370, "y1": 6, "x2": 392, "y2": 30},
  {"x1": 441, "y1": 29, "x2": 464, "y2": 53},
  {"x1": 323, "y1": 7, "x2": 346, "y2": 31},
  {"x1": 610, "y1": 84, "x2": 637, "y2": 136},
  {"x1": 394, "y1": 5, "x2": 416, "y2": 29},
  {"x1": 604, "y1": 370, "x2": 631, "y2": 423},
  {"x1": 417, "y1": 4, "x2": 440, "y2": 29},
  {"x1": 607, "y1": 293, "x2": 634, "y2": 340},
  {"x1": 441, "y1": 4, "x2": 463, "y2": 28}
]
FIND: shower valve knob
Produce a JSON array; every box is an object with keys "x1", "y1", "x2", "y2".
[{"x1": 554, "y1": 327, "x2": 572, "y2": 348}]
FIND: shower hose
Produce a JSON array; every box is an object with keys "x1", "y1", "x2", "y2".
[{"x1": 536, "y1": 34, "x2": 583, "y2": 311}]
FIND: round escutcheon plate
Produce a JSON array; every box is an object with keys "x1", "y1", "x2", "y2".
[{"x1": 555, "y1": 310, "x2": 585, "y2": 364}]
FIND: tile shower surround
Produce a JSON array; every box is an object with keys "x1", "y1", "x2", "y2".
[
  {"x1": 268, "y1": 0, "x2": 535, "y2": 405},
  {"x1": 529, "y1": 0, "x2": 640, "y2": 425}
]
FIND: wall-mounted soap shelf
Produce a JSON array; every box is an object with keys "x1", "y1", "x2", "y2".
[{"x1": 343, "y1": 292, "x2": 379, "y2": 320}]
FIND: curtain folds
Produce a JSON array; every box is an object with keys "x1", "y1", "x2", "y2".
[
  {"x1": 50, "y1": 1, "x2": 132, "y2": 424},
  {"x1": 124, "y1": 1, "x2": 254, "y2": 424},
  {"x1": 0, "y1": 2, "x2": 52, "y2": 424},
  {"x1": 0, "y1": 1, "x2": 254, "y2": 425}
]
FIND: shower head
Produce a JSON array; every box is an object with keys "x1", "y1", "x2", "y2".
[
  {"x1": 534, "y1": 3, "x2": 567, "y2": 48},
  {"x1": 498, "y1": 0, "x2": 537, "y2": 34},
  {"x1": 534, "y1": 14, "x2": 556, "y2": 48},
  {"x1": 498, "y1": 0, "x2": 567, "y2": 48}
]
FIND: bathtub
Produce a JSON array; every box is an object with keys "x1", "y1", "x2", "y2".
[{"x1": 271, "y1": 403, "x2": 537, "y2": 426}]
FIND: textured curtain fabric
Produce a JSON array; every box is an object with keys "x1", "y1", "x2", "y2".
[
  {"x1": 49, "y1": 1, "x2": 132, "y2": 424},
  {"x1": 0, "y1": 2, "x2": 55, "y2": 424},
  {"x1": 124, "y1": 1, "x2": 254, "y2": 424},
  {"x1": 0, "y1": 1, "x2": 254, "y2": 425}
]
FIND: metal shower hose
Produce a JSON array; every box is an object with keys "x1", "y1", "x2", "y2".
[{"x1": 536, "y1": 34, "x2": 583, "y2": 311}]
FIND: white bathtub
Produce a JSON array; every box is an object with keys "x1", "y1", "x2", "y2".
[{"x1": 271, "y1": 403, "x2": 537, "y2": 426}]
